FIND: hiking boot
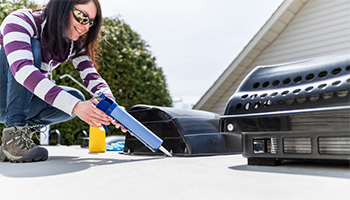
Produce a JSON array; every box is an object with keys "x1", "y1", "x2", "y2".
[{"x1": 1, "y1": 125, "x2": 48, "y2": 163}]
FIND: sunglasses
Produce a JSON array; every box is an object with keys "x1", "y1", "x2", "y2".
[{"x1": 72, "y1": 7, "x2": 94, "y2": 27}]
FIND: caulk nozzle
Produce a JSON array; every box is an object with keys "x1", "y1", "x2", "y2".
[{"x1": 159, "y1": 146, "x2": 172, "y2": 157}]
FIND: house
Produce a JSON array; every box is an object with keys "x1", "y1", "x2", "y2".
[{"x1": 193, "y1": 0, "x2": 350, "y2": 114}]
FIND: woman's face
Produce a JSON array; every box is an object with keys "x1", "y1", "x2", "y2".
[{"x1": 67, "y1": 1, "x2": 97, "y2": 41}]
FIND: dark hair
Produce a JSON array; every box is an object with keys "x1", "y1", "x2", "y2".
[{"x1": 42, "y1": 0, "x2": 102, "y2": 67}]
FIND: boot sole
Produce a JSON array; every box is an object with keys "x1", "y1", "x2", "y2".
[{"x1": 2, "y1": 147, "x2": 48, "y2": 163}]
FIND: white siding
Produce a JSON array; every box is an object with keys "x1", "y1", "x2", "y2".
[
  {"x1": 254, "y1": 0, "x2": 350, "y2": 65},
  {"x1": 204, "y1": 0, "x2": 350, "y2": 114}
]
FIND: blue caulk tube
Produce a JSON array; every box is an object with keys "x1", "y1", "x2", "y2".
[{"x1": 96, "y1": 92, "x2": 172, "y2": 157}]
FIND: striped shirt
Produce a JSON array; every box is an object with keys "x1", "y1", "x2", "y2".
[{"x1": 0, "y1": 9, "x2": 115, "y2": 115}]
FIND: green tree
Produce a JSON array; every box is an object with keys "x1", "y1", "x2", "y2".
[
  {"x1": 0, "y1": 0, "x2": 39, "y2": 20},
  {"x1": 0, "y1": 0, "x2": 172, "y2": 145}
]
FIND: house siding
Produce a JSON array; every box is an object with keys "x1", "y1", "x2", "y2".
[{"x1": 255, "y1": 0, "x2": 350, "y2": 65}]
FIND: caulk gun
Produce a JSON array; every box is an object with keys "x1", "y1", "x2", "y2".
[{"x1": 60, "y1": 74, "x2": 172, "y2": 157}]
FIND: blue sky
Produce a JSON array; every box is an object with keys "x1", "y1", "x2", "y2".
[{"x1": 35, "y1": 0, "x2": 284, "y2": 109}]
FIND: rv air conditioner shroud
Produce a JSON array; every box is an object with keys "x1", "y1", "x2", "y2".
[{"x1": 220, "y1": 53, "x2": 350, "y2": 165}]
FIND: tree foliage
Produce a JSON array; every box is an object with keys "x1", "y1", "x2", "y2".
[{"x1": 0, "y1": 0, "x2": 172, "y2": 145}]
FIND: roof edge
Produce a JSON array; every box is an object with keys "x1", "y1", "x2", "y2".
[{"x1": 194, "y1": 0, "x2": 306, "y2": 110}]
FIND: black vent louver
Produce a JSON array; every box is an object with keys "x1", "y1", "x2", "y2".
[{"x1": 224, "y1": 54, "x2": 350, "y2": 115}]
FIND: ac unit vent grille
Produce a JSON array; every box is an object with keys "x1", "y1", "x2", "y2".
[
  {"x1": 283, "y1": 138, "x2": 312, "y2": 154},
  {"x1": 319, "y1": 137, "x2": 350, "y2": 155}
]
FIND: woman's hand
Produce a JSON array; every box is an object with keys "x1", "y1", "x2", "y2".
[
  {"x1": 109, "y1": 117, "x2": 128, "y2": 133},
  {"x1": 73, "y1": 99, "x2": 129, "y2": 133},
  {"x1": 73, "y1": 99, "x2": 110, "y2": 128}
]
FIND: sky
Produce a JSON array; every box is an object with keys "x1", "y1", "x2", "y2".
[{"x1": 35, "y1": 0, "x2": 284, "y2": 109}]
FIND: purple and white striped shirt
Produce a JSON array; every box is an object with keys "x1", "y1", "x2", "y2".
[{"x1": 0, "y1": 9, "x2": 115, "y2": 115}]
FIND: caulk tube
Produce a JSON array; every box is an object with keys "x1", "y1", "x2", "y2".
[
  {"x1": 105, "y1": 103, "x2": 163, "y2": 152},
  {"x1": 95, "y1": 93, "x2": 170, "y2": 155}
]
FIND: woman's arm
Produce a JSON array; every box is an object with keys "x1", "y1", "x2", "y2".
[
  {"x1": 71, "y1": 50, "x2": 127, "y2": 131},
  {"x1": 71, "y1": 50, "x2": 115, "y2": 100}
]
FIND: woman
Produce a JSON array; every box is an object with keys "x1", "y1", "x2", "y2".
[{"x1": 0, "y1": 0, "x2": 125, "y2": 162}]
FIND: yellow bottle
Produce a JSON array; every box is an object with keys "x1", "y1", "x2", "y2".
[{"x1": 89, "y1": 124, "x2": 106, "y2": 153}]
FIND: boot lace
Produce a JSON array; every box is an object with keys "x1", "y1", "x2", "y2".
[{"x1": 10, "y1": 125, "x2": 47, "y2": 149}]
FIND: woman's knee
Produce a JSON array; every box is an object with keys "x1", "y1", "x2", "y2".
[
  {"x1": 0, "y1": 47, "x2": 8, "y2": 67},
  {"x1": 70, "y1": 90, "x2": 85, "y2": 101},
  {"x1": 30, "y1": 38, "x2": 42, "y2": 70}
]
